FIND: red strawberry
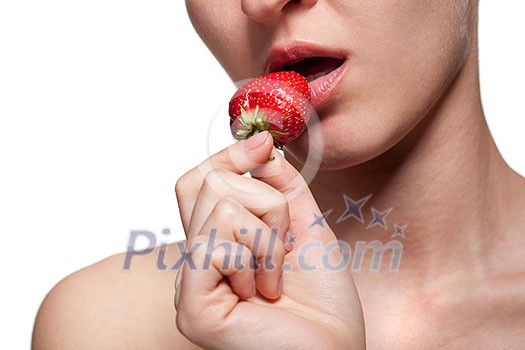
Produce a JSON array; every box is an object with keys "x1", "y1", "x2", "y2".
[{"x1": 228, "y1": 71, "x2": 312, "y2": 149}]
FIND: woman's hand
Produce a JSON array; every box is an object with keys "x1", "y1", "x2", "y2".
[{"x1": 174, "y1": 131, "x2": 366, "y2": 349}]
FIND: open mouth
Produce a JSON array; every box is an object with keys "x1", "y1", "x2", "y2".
[
  {"x1": 264, "y1": 44, "x2": 350, "y2": 110},
  {"x1": 282, "y1": 57, "x2": 345, "y2": 83}
]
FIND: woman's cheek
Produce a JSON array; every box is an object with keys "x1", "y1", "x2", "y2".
[{"x1": 186, "y1": 2, "x2": 254, "y2": 80}]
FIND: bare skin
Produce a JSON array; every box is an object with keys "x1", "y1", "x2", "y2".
[{"x1": 33, "y1": 0, "x2": 525, "y2": 349}]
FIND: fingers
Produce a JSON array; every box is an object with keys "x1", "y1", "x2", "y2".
[
  {"x1": 250, "y1": 147, "x2": 313, "y2": 204},
  {"x1": 174, "y1": 235, "x2": 257, "y2": 349},
  {"x1": 197, "y1": 198, "x2": 285, "y2": 299},
  {"x1": 180, "y1": 235, "x2": 255, "y2": 303},
  {"x1": 187, "y1": 168, "x2": 290, "y2": 243},
  {"x1": 174, "y1": 235, "x2": 254, "y2": 317},
  {"x1": 175, "y1": 197, "x2": 286, "y2": 342},
  {"x1": 177, "y1": 197, "x2": 284, "y2": 299},
  {"x1": 175, "y1": 131, "x2": 273, "y2": 231},
  {"x1": 175, "y1": 197, "x2": 284, "y2": 306},
  {"x1": 250, "y1": 149, "x2": 336, "y2": 244}
]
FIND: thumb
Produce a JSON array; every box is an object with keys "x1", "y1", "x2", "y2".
[{"x1": 250, "y1": 145, "x2": 336, "y2": 245}]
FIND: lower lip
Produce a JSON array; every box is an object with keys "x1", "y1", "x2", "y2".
[{"x1": 309, "y1": 60, "x2": 349, "y2": 111}]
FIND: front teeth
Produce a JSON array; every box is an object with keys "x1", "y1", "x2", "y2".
[{"x1": 305, "y1": 66, "x2": 337, "y2": 83}]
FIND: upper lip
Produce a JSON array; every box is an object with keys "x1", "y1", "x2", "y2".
[{"x1": 263, "y1": 41, "x2": 348, "y2": 74}]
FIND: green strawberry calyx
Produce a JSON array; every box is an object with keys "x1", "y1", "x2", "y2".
[{"x1": 234, "y1": 106, "x2": 286, "y2": 142}]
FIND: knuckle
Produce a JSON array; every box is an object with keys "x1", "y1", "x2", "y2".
[
  {"x1": 264, "y1": 190, "x2": 288, "y2": 218},
  {"x1": 213, "y1": 198, "x2": 240, "y2": 222},
  {"x1": 263, "y1": 189, "x2": 287, "y2": 209},
  {"x1": 275, "y1": 190, "x2": 287, "y2": 204},
  {"x1": 174, "y1": 179, "x2": 182, "y2": 196},
  {"x1": 202, "y1": 168, "x2": 227, "y2": 190},
  {"x1": 276, "y1": 192, "x2": 290, "y2": 214},
  {"x1": 174, "y1": 173, "x2": 191, "y2": 197}
]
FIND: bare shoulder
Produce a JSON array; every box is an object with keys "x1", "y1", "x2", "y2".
[{"x1": 33, "y1": 242, "x2": 201, "y2": 349}]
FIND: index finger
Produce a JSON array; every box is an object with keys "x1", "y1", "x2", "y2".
[{"x1": 175, "y1": 131, "x2": 273, "y2": 230}]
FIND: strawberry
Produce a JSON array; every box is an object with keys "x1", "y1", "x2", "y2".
[{"x1": 228, "y1": 71, "x2": 312, "y2": 149}]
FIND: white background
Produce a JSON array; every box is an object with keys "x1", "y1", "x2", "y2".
[{"x1": 0, "y1": 1, "x2": 523, "y2": 348}]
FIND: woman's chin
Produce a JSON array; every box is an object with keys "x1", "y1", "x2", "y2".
[
  {"x1": 284, "y1": 132, "x2": 365, "y2": 172},
  {"x1": 284, "y1": 121, "x2": 397, "y2": 172}
]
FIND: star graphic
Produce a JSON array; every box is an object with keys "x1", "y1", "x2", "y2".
[
  {"x1": 337, "y1": 194, "x2": 372, "y2": 224},
  {"x1": 286, "y1": 233, "x2": 297, "y2": 245},
  {"x1": 366, "y1": 207, "x2": 393, "y2": 230},
  {"x1": 309, "y1": 209, "x2": 333, "y2": 228},
  {"x1": 284, "y1": 231, "x2": 299, "y2": 251},
  {"x1": 391, "y1": 224, "x2": 407, "y2": 239}
]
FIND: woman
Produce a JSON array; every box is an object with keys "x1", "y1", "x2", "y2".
[{"x1": 33, "y1": 0, "x2": 525, "y2": 348}]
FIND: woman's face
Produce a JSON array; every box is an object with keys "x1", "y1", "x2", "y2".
[{"x1": 186, "y1": 0, "x2": 475, "y2": 169}]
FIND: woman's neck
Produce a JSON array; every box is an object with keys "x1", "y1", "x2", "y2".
[{"x1": 291, "y1": 42, "x2": 525, "y2": 284}]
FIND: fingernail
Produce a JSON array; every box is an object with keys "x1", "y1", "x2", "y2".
[
  {"x1": 277, "y1": 275, "x2": 283, "y2": 296},
  {"x1": 243, "y1": 131, "x2": 269, "y2": 151}
]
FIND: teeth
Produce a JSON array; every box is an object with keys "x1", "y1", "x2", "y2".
[
  {"x1": 283, "y1": 58, "x2": 304, "y2": 71},
  {"x1": 287, "y1": 58, "x2": 305, "y2": 66},
  {"x1": 305, "y1": 67, "x2": 337, "y2": 83},
  {"x1": 326, "y1": 66, "x2": 337, "y2": 74}
]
